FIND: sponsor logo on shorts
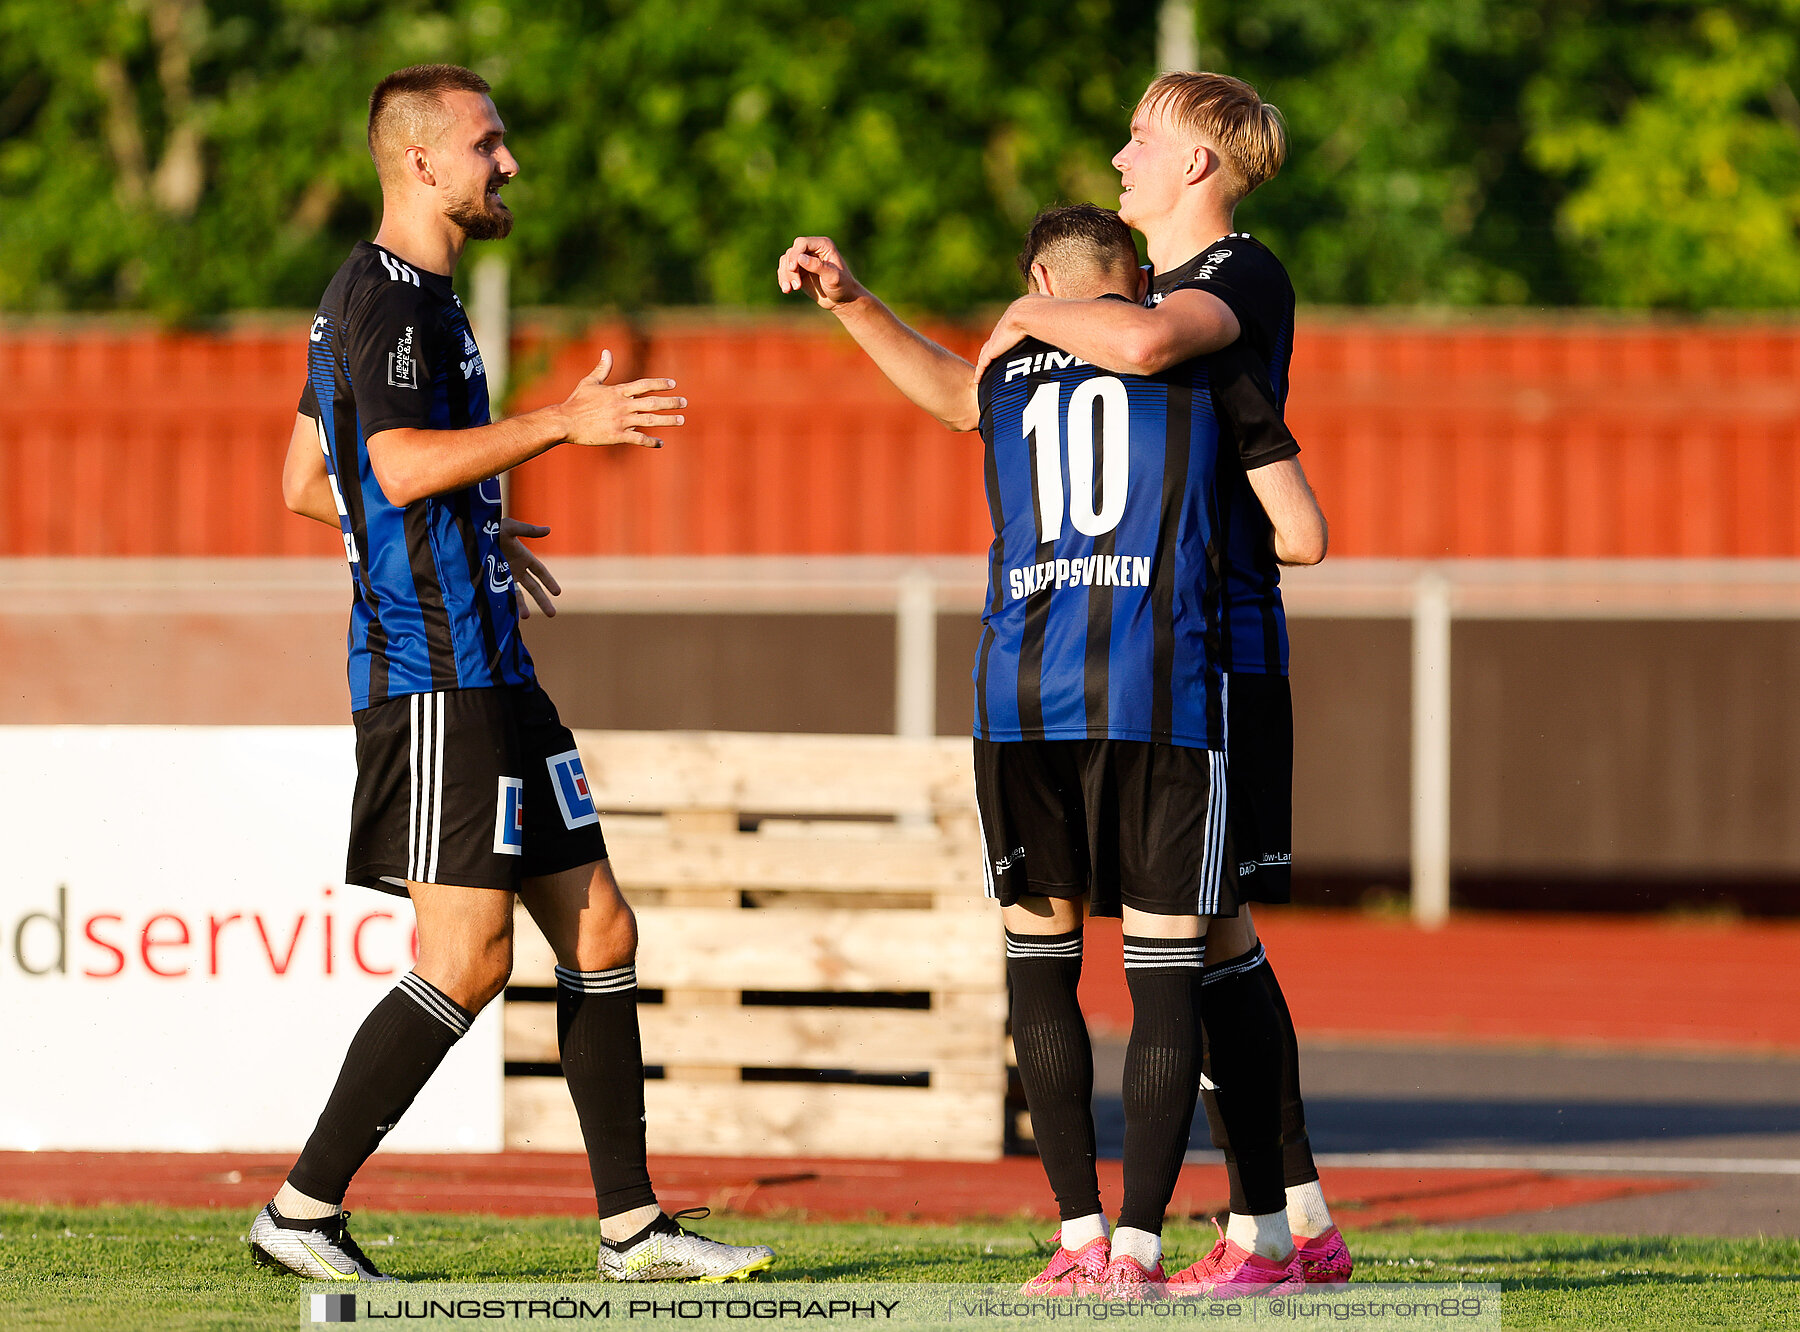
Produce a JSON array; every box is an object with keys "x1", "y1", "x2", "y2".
[
  {"x1": 493, "y1": 776, "x2": 525, "y2": 856},
  {"x1": 1238, "y1": 852, "x2": 1291, "y2": 877},
  {"x1": 547, "y1": 750, "x2": 600, "y2": 829},
  {"x1": 992, "y1": 845, "x2": 1026, "y2": 876}
]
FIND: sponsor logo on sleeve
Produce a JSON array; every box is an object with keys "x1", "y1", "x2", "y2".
[
  {"x1": 546, "y1": 750, "x2": 600, "y2": 829},
  {"x1": 493, "y1": 777, "x2": 525, "y2": 856},
  {"x1": 386, "y1": 325, "x2": 420, "y2": 390}
]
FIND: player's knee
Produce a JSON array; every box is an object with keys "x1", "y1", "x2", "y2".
[
  {"x1": 574, "y1": 899, "x2": 637, "y2": 971},
  {"x1": 425, "y1": 929, "x2": 513, "y2": 1013},
  {"x1": 464, "y1": 939, "x2": 513, "y2": 1012}
]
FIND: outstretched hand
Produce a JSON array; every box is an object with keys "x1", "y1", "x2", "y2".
[
  {"x1": 777, "y1": 236, "x2": 866, "y2": 311},
  {"x1": 561, "y1": 349, "x2": 687, "y2": 448},
  {"x1": 497, "y1": 517, "x2": 561, "y2": 619}
]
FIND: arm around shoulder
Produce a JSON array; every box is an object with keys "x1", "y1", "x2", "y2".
[{"x1": 992, "y1": 287, "x2": 1241, "y2": 378}]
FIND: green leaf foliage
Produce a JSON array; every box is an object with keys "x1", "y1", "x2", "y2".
[
  {"x1": 3, "y1": 1, "x2": 1799, "y2": 314},
  {"x1": 1524, "y1": 1, "x2": 1800, "y2": 308}
]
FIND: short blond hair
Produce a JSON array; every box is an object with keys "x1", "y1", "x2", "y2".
[{"x1": 1136, "y1": 72, "x2": 1287, "y2": 200}]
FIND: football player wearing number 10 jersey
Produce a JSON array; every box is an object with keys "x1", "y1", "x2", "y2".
[
  {"x1": 975, "y1": 72, "x2": 1348, "y2": 1296},
  {"x1": 778, "y1": 202, "x2": 1324, "y2": 1297}
]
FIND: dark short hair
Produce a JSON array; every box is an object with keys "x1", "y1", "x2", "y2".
[
  {"x1": 367, "y1": 64, "x2": 492, "y2": 169},
  {"x1": 1016, "y1": 204, "x2": 1139, "y2": 286}
]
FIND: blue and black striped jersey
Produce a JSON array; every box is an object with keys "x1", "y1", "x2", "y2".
[
  {"x1": 1152, "y1": 234, "x2": 1297, "y2": 676},
  {"x1": 972, "y1": 328, "x2": 1226, "y2": 750},
  {"x1": 302, "y1": 241, "x2": 534, "y2": 711}
]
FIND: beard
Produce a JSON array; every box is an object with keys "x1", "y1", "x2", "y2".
[{"x1": 446, "y1": 180, "x2": 514, "y2": 240}]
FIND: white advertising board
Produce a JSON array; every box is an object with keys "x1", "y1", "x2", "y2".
[{"x1": 0, "y1": 727, "x2": 503, "y2": 1152}]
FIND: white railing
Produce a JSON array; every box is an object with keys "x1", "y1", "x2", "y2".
[{"x1": 12, "y1": 555, "x2": 1800, "y2": 926}]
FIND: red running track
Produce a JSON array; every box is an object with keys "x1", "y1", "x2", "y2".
[
  {"x1": 1079, "y1": 911, "x2": 1800, "y2": 1050},
  {"x1": 0, "y1": 1151, "x2": 1686, "y2": 1230}
]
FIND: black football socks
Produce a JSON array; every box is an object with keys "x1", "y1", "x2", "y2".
[
  {"x1": 1198, "y1": 942, "x2": 1289, "y2": 1216},
  {"x1": 287, "y1": 971, "x2": 472, "y2": 1205},
  {"x1": 1256, "y1": 947, "x2": 1321, "y2": 1189},
  {"x1": 1116, "y1": 934, "x2": 1204, "y2": 1234},
  {"x1": 556, "y1": 964, "x2": 658, "y2": 1217},
  {"x1": 1005, "y1": 928, "x2": 1101, "y2": 1224}
]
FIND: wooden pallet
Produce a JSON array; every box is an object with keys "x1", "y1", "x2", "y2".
[{"x1": 504, "y1": 730, "x2": 1007, "y2": 1161}]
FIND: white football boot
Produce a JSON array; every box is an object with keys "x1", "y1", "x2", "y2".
[
  {"x1": 248, "y1": 1203, "x2": 396, "y2": 1281},
  {"x1": 596, "y1": 1208, "x2": 775, "y2": 1282}
]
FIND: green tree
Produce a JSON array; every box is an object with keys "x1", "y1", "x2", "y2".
[
  {"x1": 1525, "y1": 1, "x2": 1800, "y2": 308},
  {"x1": 0, "y1": 0, "x2": 1160, "y2": 316},
  {"x1": 1197, "y1": 0, "x2": 1577, "y2": 305},
  {"x1": 491, "y1": 0, "x2": 1158, "y2": 310},
  {"x1": 0, "y1": 2, "x2": 480, "y2": 317},
  {"x1": 6, "y1": 0, "x2": 1800, "y2": 315}
]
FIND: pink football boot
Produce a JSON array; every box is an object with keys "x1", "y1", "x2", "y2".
[
  {"x1": 1294, "y1": 1226, "x2": 1354, "y2": 1287},
  {"x1": 1099, "y1": 1253, "x2": 1166, "y2": 1300},
  {"x1": 1165, "y1": 1219, "x2": 1303, "y2": 1299},
  {"x1": 1020, "y1": 1231, "x2": 1110, "y2": 1295}
]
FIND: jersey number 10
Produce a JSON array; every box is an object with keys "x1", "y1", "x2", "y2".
[{"x1": 1022, "y1": 376, "x2": 1130, "y2": 544}]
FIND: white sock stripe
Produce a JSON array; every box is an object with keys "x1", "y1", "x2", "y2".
[
  {"x1": 555, "y1": 964, "x2": 637, "y2": 993},
  {"x1": 1123, "y1": 950, "x2": 1204, "y2": 969},
  {"x1": 1004, "y1": 936, "x2": 1083, "y2": 957},
  {"x1": 1202, "y1": 940, "x2": 1268, "y2": 985},
  {"x1": 398, "y1": 972, "x2": 470, "y2": 1035}
]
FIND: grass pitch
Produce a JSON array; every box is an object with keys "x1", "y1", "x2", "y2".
[{"x1": 1, "y1": 1203, "x2": 1796, "y2": 1331}]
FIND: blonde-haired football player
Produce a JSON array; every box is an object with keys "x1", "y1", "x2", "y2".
[{"x1": 977, "y1": 72, "x2": 1348, "y2": 1298}]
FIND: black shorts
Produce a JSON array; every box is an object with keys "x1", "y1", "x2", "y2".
[
  {"x1": 973, "y1": 737, "x2": 1238, "y2": 918},
  {"x1": 347, "y1": 682, "x2": 608, "y2": 895},
  {"x1": 1226, "y1": 671, "x2": 1293, "y2": 903}
]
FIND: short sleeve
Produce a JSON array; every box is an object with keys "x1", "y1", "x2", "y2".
[
  {"x1": 344, "y1": 280, "x2": 444, "y2": 436},
  {"x1": 297, "y1": 378, "x2": 318, "y2": 418},
  {"x1": 1169, "y1": 243, "x2": 1284, "y2": 357},
  {"x1": 1211, "y1": 345, "x2": 1299, "y2": 471}
]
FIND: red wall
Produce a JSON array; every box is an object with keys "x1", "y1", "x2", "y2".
[{"x1": 5, "y1": 315, "x2": 1799, "y2": 558}]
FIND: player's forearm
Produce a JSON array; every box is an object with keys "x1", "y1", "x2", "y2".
[
  {"x1": 835, "y1": 295, "x2": 979, "y2": 431},
  {"x1": 282, "y1": 414, "x2": 341, "y2": 525},
  {"x1": 1247, "y1": 459, "x2": 1328, "y2": 565},
  {"x1": 1009, "y1": 298, "x2": 1178, "y2": 376},
  {"x1": 368, "y1": 408, "x2": 569, "y2": 507},
  {"x1": 286, "y1": 480, "x2": 340, "y2": 527}
]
